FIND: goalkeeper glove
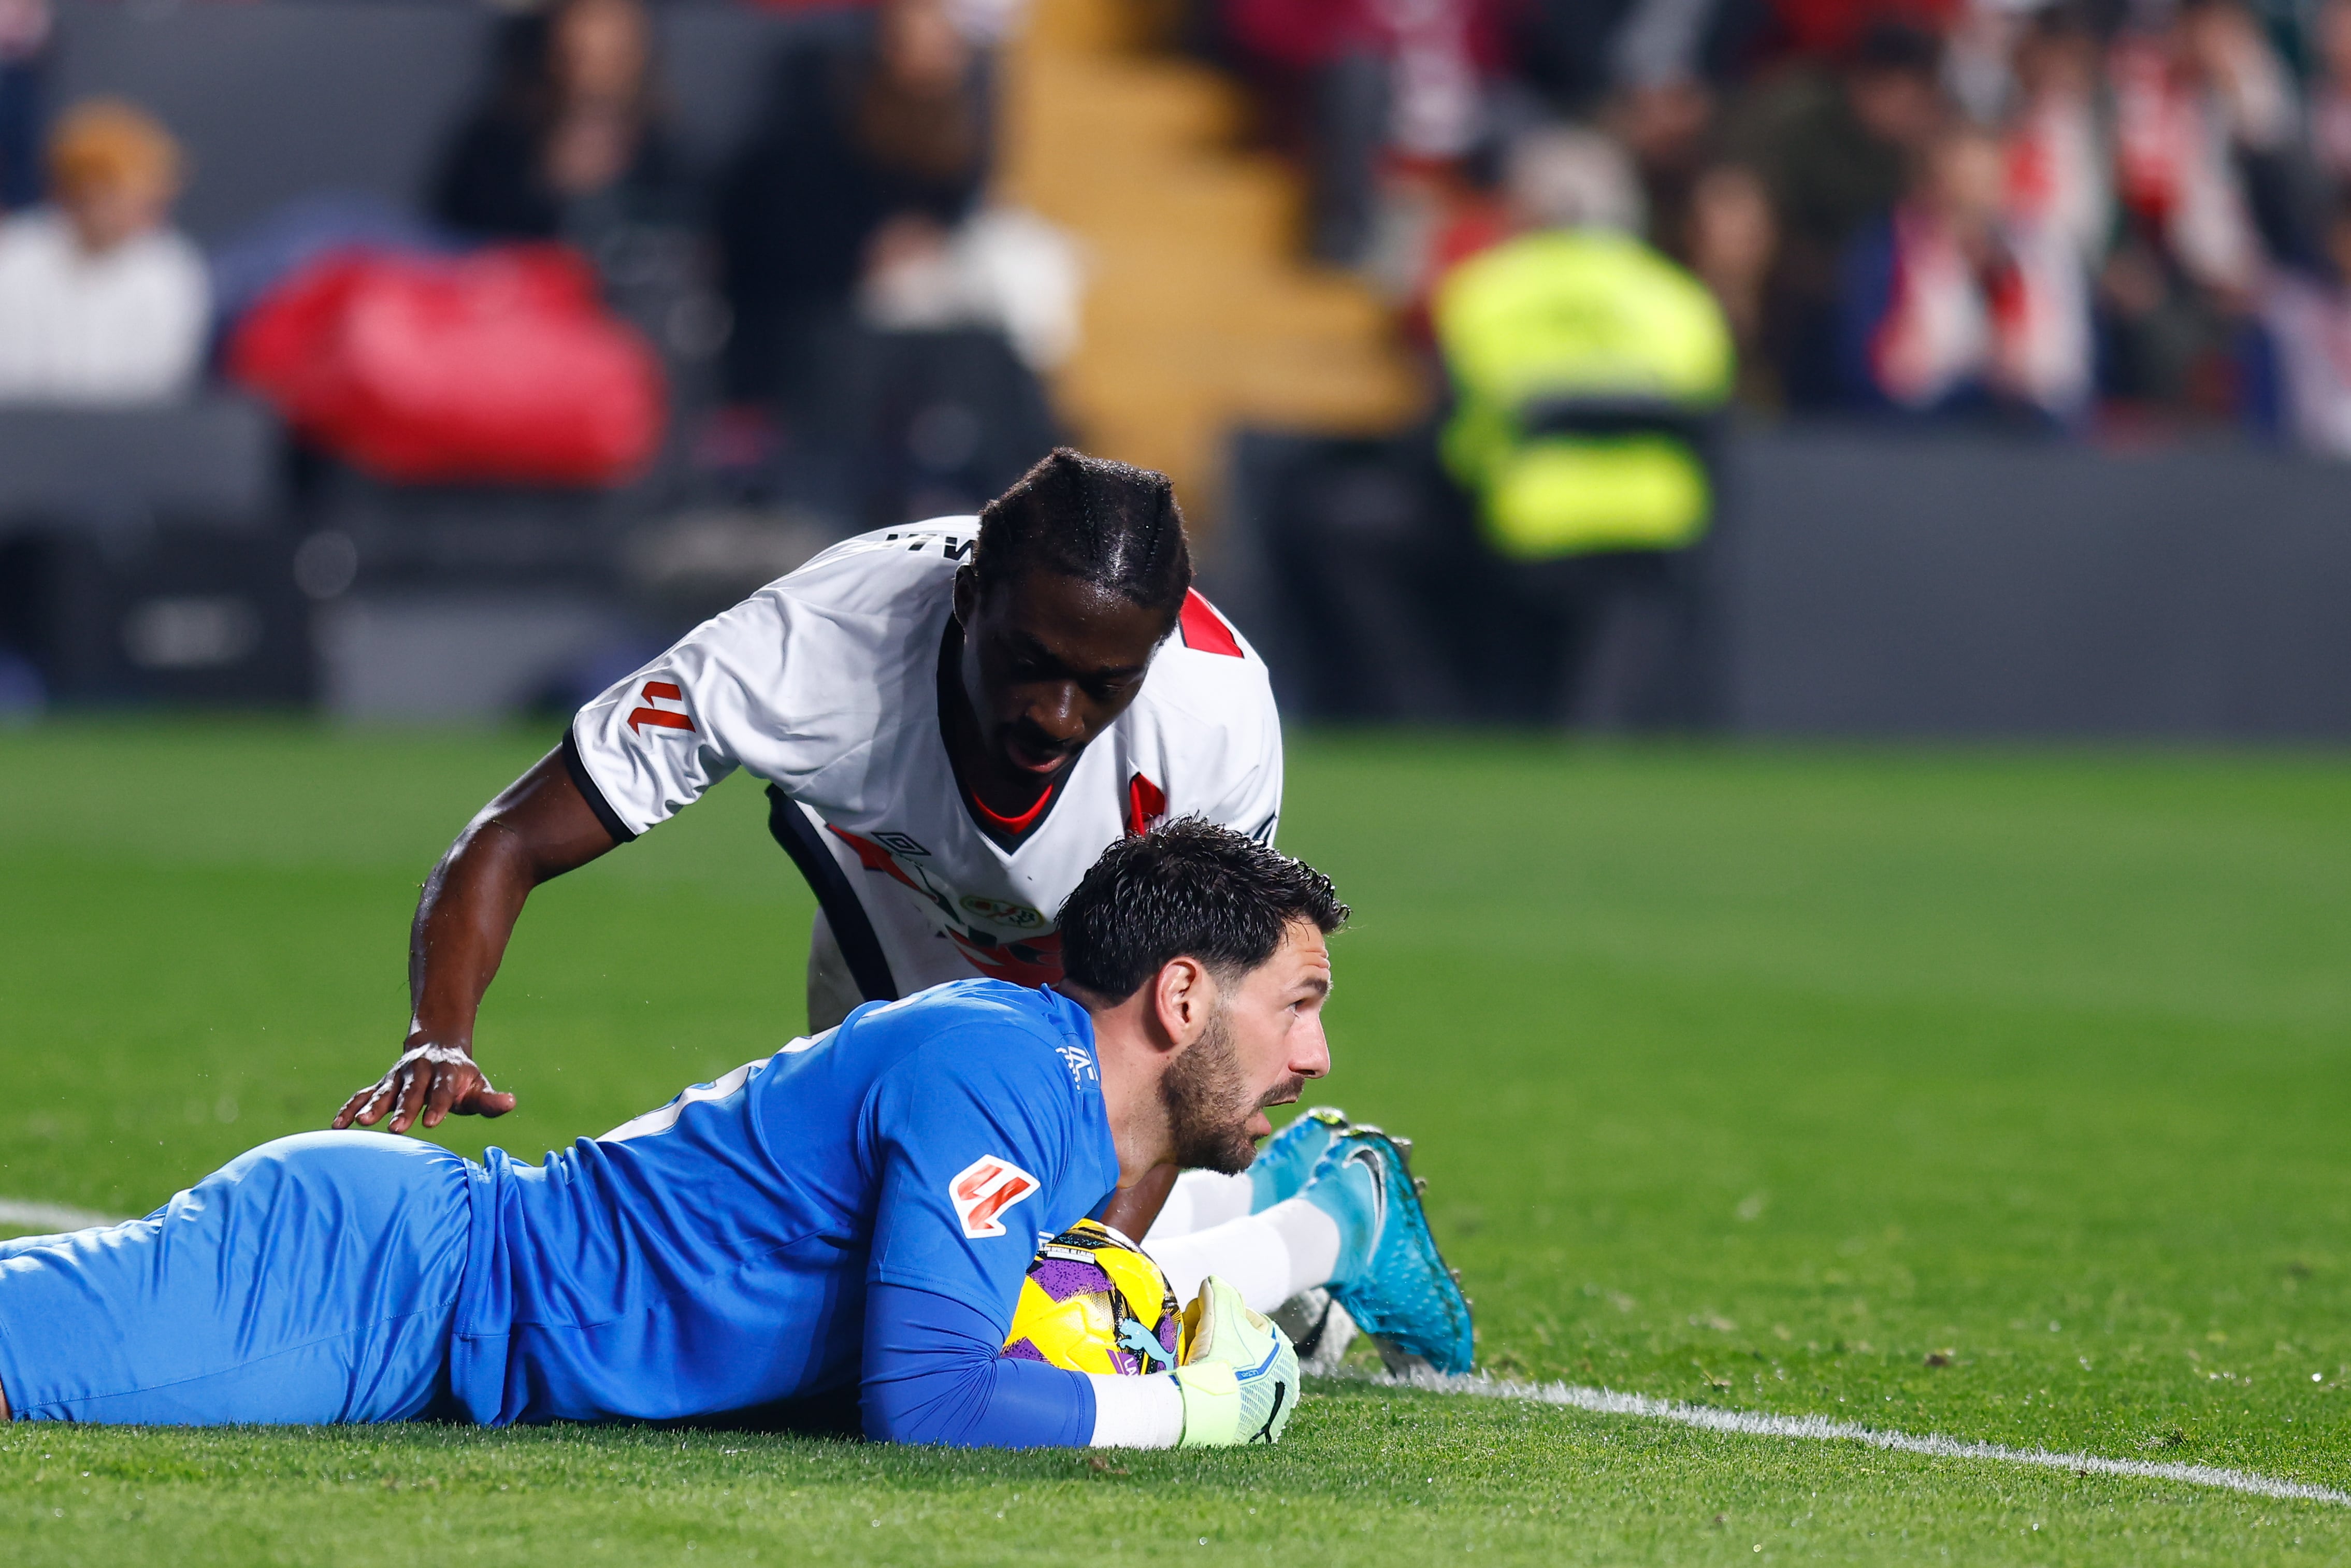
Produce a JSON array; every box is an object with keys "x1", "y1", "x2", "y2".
[{"x1": 1172, "y1": 1275, "x2": 1300, "y2": 1446}]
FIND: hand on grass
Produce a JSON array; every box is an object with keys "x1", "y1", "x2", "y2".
[{"x1": 332, "y1": 1038, "x2": 516, "y2": 1134}]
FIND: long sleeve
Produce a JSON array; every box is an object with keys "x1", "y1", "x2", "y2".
[
  {"x1": 862, "y1": 1283, "x2": 1185, "y2": 1447},
  {"x1": 853, "y1": 1006, "x2": 1166, "y2": 1447},
  {"x1": 861, "y1": 1282, "x2": 1095, "y2": 1446}
]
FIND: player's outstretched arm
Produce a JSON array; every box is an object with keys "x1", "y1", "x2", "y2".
[
  {"x1": 862, "y1": 1282, "x2": 1110, "y2": 1447},
  {"x1": 333, "y1": 747, "x2": 617, "y2": 1134},
  {"x1": 859, "y1": 1276, "x2": 1299, "y2": 1448}
]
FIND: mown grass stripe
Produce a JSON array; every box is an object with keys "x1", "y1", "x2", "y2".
[{"x1": 1366, "y1": 1369, "x2": 2351, "y2": 1506}]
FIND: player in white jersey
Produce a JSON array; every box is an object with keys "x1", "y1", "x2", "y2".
[
  {"x1": 570, "y1": 511, "x2": 1279, "y2": 1025},
  {"x1": 333, "y1": 450, "x2": 1281, "y2": 1236}
]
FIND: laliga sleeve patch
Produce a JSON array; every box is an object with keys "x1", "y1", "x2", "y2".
[
  {"x1": 627, "y1": 679, "x2": 697, "y2": 736},
  {"x1": 950, "y1": 1154, "x2": 1042, "y2": 1239}
]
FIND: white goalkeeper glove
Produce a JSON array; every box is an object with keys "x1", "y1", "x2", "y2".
[{"x1": 1172, "y1": 1275, "x2": 1300, "y2": 1446}]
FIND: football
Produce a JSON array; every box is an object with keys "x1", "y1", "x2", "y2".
[{"x1": 1001, "y1": 1219, "x2": 1186, "y2": 1376}]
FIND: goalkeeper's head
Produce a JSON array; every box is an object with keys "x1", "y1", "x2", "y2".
[{"x1": 1056, "y1": 819, "x2": 1348, "y2": 1175}]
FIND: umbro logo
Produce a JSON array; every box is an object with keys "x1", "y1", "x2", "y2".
[
  {"x1": 874, "y1": 831, "x2": 930, "y2": 856},
  {"x1": 949, "y1": 1154, "x2": 1040, "y2": 1239}
]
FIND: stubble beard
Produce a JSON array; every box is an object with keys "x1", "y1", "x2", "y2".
[{"x1": 1161, "y1": 1002, "x2": 1300, "y2": 1175}]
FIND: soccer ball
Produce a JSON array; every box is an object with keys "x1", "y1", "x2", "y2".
[{"x1": 1002, "y1": 1219, "x2": 1186, "y2": 1376}]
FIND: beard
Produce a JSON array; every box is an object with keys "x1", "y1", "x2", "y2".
[{"x1": 1160, "y1": 1003, "x2": 1303, "y2": 1174}]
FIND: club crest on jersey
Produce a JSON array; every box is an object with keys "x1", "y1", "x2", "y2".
[
  {"x1": 626, "y1": 680, "x2": 696, "y2": 737},
  {"x1": 950, "y1": 1155, "x2": 1041, "y2": 1239},
  {"x1": 961, "y1": 894, "x2": 1044, "y2": 929}
]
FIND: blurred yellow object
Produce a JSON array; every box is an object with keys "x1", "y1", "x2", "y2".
[
  {"x1": 1436, "y1": 229, "x2": 1732, "y2": 559},
  {"x1": 1481, "y1": 435, "x2": 1714, "y2": 557}
]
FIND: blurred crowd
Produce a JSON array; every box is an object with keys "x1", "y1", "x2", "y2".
[
  {"x1": 0, "y1": 0, "x2": 1078, "y2": 533},
  {"x1": 0, "y1": 0, "x2": 2341, "y2": 728},
  {"x1": 1221, "y1": 0, "x2": 2351, "y2": 450},
  {"x1": 6, "y1": 0, "x2": 2351, "y2": 472}
]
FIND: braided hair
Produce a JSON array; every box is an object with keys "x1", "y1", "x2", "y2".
[{"x1": 972, "y1": 449, "x2": 1193, "y2": 621}]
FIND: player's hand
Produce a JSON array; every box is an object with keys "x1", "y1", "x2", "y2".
[
  {"x1": 1172, "y1": 1275, "x2": 1299, "y2": 1446},
  {"x1": 331, "y1": 1038, "x2": 516, "y2": 1134}
]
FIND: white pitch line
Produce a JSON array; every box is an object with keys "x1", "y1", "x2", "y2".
[
  {"x1": 0, "y1": 1198, "x2": 124, "y2": 1234},
  {"x1": 1362, "y1": 1368, "x2": 2351, "y2": 1508}
]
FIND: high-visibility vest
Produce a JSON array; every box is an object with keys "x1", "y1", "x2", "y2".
[{"x1": 1435, "y1": 228, "x2": 1734, "y2": 558}]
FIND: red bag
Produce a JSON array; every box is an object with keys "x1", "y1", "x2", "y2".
[{"x1": 229, "y1": 245, "x2": 666, "y2": 486}]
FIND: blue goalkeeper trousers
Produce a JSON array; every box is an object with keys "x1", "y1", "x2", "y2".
[{"x1": 0, "y1": 1132, "x2": 471, "y2": 1424}]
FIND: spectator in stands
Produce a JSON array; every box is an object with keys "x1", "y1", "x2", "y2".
[
  {"x1": 2003, "y1": 4, "x2": 2111, "y2": 272},
  {"x1": 1432, "y1": 127, "x2": 1733, "y2": 725},
  {"x1": 1685, "y1": 161, "x2": 1781, "y2": 407},
  {"x1": 1838, "y1": 122, "x2": 2091, "y2": 423},
  {"x1": 0, "y1": 0, "x2": 45, "y2": 212},
  {"x1": 1220, "y1": 0, "x2": 1511, "y2": 265},
  {"x1": 1606, "y1": 74, "x2": 1717, "y2": 266},
  {"x1": 1728, "y1": 18, "x2": 1950, "y2": 405},
  {"x1": 0, "y1": 98, "x2": 207, "y2": 405},
  {"x1": 2102, "y1": 0, "x2": 2304, "y2": 418},
  {"x1": 431, "y1": 0, "x2": 688, "y2": 242},
  {"x1": 2177, "y1": 0, "x2": 2316, "y2": 270},
  {"x1": 2261, "y1": 189, "x2": 2351, "y2": 456},
  {"x1": 718, "y1": 0, "x2": 987, "y2": 405},
  {"x1": 2311, "y1": 0, "x2": 2351, "y2": 190}
]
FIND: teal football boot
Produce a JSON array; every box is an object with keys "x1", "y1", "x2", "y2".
[
  {"x1": 1305, "y1": 1126, "x2": 1474, "y2": 1375},
  {"x1": 1248, "y1": 1105, "x2": 1350, "y2": 1211}
]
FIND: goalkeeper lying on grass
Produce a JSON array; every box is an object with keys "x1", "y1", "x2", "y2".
[{"x1": 0, "y1": 822, "x2": 1470, "y2": 1446}]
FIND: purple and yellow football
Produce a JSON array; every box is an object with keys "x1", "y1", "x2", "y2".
[{"x1": 1002, "y1": 1219, "x2": 1185, "y2": 1376}]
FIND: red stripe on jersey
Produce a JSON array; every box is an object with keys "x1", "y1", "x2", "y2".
[
  {"x1": 831, "y1": 826, "x2": 919, "y2": 887},
  {"x1": 642, "y1": 681, "x2": 684, "y2": 701},
  {"x1": 1125, "y1": 771, "x2": 1166, "y2": 837},
  {"x1": 1178, "y1": 589, "x2": 1243, "y2": 657}
]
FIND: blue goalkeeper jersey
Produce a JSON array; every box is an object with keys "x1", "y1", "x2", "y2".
[{"x1": 449, "y1": 979, "x2": 1120, "y2": 1426}]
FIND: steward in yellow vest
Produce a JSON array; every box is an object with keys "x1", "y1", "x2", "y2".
[{"x1": 1435, "y1": 227, "x2": 1734, "y2": 559}]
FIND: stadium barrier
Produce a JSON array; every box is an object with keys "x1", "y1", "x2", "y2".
[
  {"x1": 1216, "y1": 424, "x2": 2351, "y2": 739},
  {"x1": 0, "y1": 397, "x2": 308, "y2": 708}
]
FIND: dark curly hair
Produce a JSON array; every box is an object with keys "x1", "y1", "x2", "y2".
[{"x1": 1057, "y1": 818, "x2": 1347, "y2": 1001}]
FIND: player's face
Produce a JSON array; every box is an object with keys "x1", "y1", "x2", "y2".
[
  {"x1": 1162, "y1": 921, "x2": 1333, "y2": 1172},
  {"x1": 954, "y1": 568, "x2": 1172, "y2": 780}
]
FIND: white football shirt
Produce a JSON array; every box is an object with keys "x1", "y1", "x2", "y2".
[{"x1": 568, "y1": 517, "x2": 1283, "y2": 1000}]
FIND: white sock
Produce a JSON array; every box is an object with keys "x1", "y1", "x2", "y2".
[
  {"x1": 1143, "y1": 1169, "x2": 1256, "y2": 1242},
  {"x1": 1088, "y1": 1371, "x2": 1184, "y2": 1447},
  {"x1": 1144, "y1": 1197, "x2": 1342, "y2": 1315}
]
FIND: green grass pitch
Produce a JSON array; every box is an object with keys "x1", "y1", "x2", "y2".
[{"x1": 3, "y1": 720, "x2": 2349, "y2": 1564}]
